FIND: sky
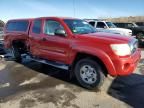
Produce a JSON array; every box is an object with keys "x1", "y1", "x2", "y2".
[{"x1": 0, "y1": 0, "x2": 144, "y2": 22}]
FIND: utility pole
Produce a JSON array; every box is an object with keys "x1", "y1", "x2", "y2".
[{"x1": 73, "y1": 0, "x2": 76, "y2": 17}]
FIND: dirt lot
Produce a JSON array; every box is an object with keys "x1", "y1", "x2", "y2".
[{"x1": 0, "y1": 50, "x2": 144, "y2": 108}]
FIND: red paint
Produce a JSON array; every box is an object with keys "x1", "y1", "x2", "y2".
[{"x1": 4, "y1": 17, "x2": 141, "y2": 76}]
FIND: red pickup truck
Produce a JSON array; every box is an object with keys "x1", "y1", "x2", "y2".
[{"x1": 4, "y1": 17, "x2": 141, "y2": 89}]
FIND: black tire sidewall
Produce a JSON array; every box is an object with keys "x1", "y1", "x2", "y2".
[
  {"x1": 74, "y1": 59, "x2": 104, "y2": 89},
  {"x1": 11, "y1": 46, "x2": 21, "y2": 62}
]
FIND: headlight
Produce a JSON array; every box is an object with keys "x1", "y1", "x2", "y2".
[{"x1": 110, "y1": 44, "x2": 131, "y2": 56}]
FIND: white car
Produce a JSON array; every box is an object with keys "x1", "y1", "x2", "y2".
[
  {"x1": 0, "y1": 30, "x2": 4, "y2": 40},
  {"x1": 0, "y1": 28, "x2": 4, "y2": 44},
  {"x1": 86, "y1": 19, "x2": 132, "y2": 36}
]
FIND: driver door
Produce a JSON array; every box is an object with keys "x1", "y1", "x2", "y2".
[{"x1": 40, "y1": 19, "x2": 70, "y2": 64}]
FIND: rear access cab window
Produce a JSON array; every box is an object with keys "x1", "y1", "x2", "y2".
[
  {"x1": 6, "y1": 20, "x2": 29, "y2": 33},
  {"x1": 32, "y1": 19, "x2": 42, "y2": 34}
]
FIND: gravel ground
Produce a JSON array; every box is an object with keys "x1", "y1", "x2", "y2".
[{"x1": 0, "y1": 49, "x2": 144, "y2": 108}]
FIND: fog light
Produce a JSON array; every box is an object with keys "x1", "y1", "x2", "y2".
[{"x1": 123, "y1": 63, "x2": 130, "y2": 70}]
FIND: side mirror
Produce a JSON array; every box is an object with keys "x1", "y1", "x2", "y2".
[{"x1": 54, "y1": 28, "x2": 66, "y2": 37}]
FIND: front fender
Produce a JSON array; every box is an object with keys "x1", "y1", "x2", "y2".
[{"x1": 70, "y1": 46, "x2": 117, "y2": 76}]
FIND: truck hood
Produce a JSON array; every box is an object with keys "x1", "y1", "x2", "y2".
[
  {"x1": 134, "y1": 26, "x2": 144, "y2": 31},
  {"x1": 108, "y1": 28, "x2": 132, "y2": 33},
  {"x1": 76, "y1": 32, "x2": 133, "y2": 43}
]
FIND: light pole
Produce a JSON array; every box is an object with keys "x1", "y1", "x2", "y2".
[{"x1": 73, "y1": 0, "x2": 76, "y2": 17}]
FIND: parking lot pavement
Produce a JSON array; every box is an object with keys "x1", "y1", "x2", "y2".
[{"x1": 0, "y1": 50, "x2": 144, "y2": 108}]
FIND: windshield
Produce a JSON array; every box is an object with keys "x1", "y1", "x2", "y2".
[
  {"x1": 133, "y1": 23, "x2": 138, "y2": 27},
  {"x1": 64, "y1": 19, "x2": 96, "y2": 34},
  {"x1": 106, "y1": 22, "x2": 116, "y2": 28}
]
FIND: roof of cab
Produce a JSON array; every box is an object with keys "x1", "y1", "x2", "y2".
[
  {"x1": 37, "y1": 16, "x2": 79, "y2": 19},
  {"x1": 7, "y1": 18, "x2": 33, "y2": 22},
  {"x1": 7, "y1": 16, "x2": 79, "y2": 22}
]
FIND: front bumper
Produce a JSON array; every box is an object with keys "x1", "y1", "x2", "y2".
[{"x1": 112, "y1": 48, "x2": 141, "y2": 76}]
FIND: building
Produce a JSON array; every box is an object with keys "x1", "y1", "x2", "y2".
[{"x1": 107, "y1": 16, "x2": 144, "y2": 23}]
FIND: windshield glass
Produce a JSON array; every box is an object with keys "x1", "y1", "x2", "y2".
[
  {"x1": 133, "y1": 23, "x2": 138, "y2": 27},
  {"x1": 106, "y1": 22, "x2": 117, "y2": 28},
  {"x1": 64, "y1": 19, "x2": 96, "y2": 34}
]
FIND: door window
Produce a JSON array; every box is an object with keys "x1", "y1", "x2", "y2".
[
  {"x1": 44, "y1": 20, "x2": 65, "y2": 36},
  {"x1": 96, "y1": 22, "x2": 106, "y2": 28},
  {"x1": 89, "y1": 21, "x2": 95, "y2": 27},
  {"x1": 32, "y1": 20, "x2": 42, "y2": 34}
]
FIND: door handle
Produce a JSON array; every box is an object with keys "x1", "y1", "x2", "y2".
[{"x1": 42, "y1": 38, "x2": 47, "y2": 41}]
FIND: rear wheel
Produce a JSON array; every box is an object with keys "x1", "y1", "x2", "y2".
[
  {"x1": 74, "y1": 58, "x2": 105, "y2": 90},
  {"x1": 10, "y1": 46, "x2": 22, "y2": 62}
]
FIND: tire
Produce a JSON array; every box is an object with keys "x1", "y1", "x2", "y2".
[
  {"x1": 136, "y1": 32, "x2": 144, "y2": 39},
  {"x1": 74, "y1": 58, "x2": 105, "y2": 90},
  {"x1": 136, "y1": 32, "x2": 144, "y2": 47},
  {"x1": 10, "y1": 46, "x2": 22, "y2": 62}
]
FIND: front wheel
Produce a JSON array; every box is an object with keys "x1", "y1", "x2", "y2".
[{"x1": 74, "y1": 58, "x2": 105, "y2": 90}]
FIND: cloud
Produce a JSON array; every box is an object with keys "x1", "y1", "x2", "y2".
[
  {"x1": 1, "y1": 0, "x2": 143, "y2": 22},
  {"x1": 84, "y1": 6, "x2": 135, "y2": 19},
  {"x1": 19, "y1": 0, "x2": 71, "y2": 17},
  {"x1": 0, "y1": 0, "x2": 75, "y2": 22},
  {"x1": 22, "y1": 1, "x2": 59, "y2": 13}
]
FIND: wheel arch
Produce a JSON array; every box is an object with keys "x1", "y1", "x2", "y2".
[
  {"x1": 11, "y1": 39, "x2": 28, "y2": 53},
  {"x1": 71, "y1": 52, "x2": 108, "y2": 77},
  {"x1": 69, "y1": 47, "x2": 117, "y2": 77}
]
